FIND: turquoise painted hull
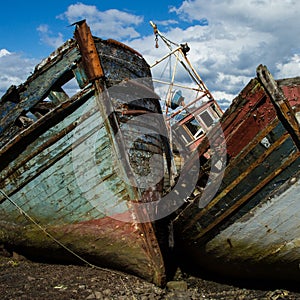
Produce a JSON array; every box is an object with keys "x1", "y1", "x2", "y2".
[{"x1": 0, "y1": 22, "x2": 169, "y2": 285}]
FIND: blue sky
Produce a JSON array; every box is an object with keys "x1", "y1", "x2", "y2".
[
  {"x1": 1, "y1": 1, "x2": 299, "y2": 108},
  {"x1": 0, "y1": 1, "x2": 186, "y2": 58}
]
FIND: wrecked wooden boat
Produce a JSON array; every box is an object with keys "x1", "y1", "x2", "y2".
[
  {"x1": 172, "y1": 65, "x2": 300, "y2": 283},
  {"x1": 0, "y1": 21, "x2": 171, "y2": 285}
]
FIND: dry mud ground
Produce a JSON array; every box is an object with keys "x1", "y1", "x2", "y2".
[{"x1": 0, "y1": 254, "x2": 300, "y2": 300}]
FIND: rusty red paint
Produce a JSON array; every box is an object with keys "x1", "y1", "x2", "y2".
[
  {"x1": 220, "y1": 80, "x2": 277, "y2": 158},
  {"x1": 281, "y1": 82, "x2": 300, "y2": 108}
]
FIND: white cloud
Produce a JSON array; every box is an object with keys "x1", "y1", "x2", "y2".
[
  {"x1": 170, "y1": 0, "x2": 299, "y2": 27},
  {"x1": 0, "y1": 51, "x2": 38, "y2": 98},
  {"x1": 154, "y1": 19, "x2": 179, "y2": 26},
  {"x1": 276, "y1": 54, "x2": 300, "y2": 79},
  {"x1": 142, "y1": 0, "x2": 300, "y2": 107},
  {"x1": 58, "y1": 3, "x2": 143, "y2": 40},
  {"x1": 169, "y1": 0, "x2": 300, "y2": 68},
  {"x1": 37, "y1": 24, "x2": 64, "y2": 48},
  {"x1": 0, "y1": 49, "x2": 10, "y2": 58}
]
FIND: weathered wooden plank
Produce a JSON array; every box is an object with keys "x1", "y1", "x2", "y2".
[
  {"x1": 0, "y1": 95, "x2": 133, "y2": 224},
  {"x1": 257, "y1": 64, "x2": 300, "y2": 148},
  {"x1": 0, "y1": 45, "x2": 80, "y2": 135},
  {"x1": 200, "y1": 171, "x2": 300, "y2": 281},
  {"x1": 193, "y1": 137, "x2": 298, "y2": 234}
]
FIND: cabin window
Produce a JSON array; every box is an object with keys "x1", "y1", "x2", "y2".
[
  {"x1": 200, "y1": 111, "x2": 214, "y2": 128},
  {"x1": 185, "y1": 117, "x2": 201, "y2": 136}
]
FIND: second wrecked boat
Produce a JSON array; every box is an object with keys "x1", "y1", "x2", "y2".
[
  {"x1": 148, "y1": 23, "x2": 300, "y2": 283},
  {"x1": 172, "y1": 65, "x2": 300, "y2": 283}
]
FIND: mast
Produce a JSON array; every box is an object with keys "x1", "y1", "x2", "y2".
[{"x1": 149, "y1": 21, "x2": 222, "y2": 131}]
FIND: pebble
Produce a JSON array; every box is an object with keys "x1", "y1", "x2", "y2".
[
  {"x1": 94, "y1": 291, "x2": 102, "y2": 299},
  {"x1": 78, "y1": 284, "x2": 86, "y2": 289},
  {"x1": 166, "y1": 280, "x2": 188, "y2": 291},
  {"x1": 102, "y1": 288, "x2": 112, "y2": 296},
  {"x1": 27, "y1": 276, "x2": 35, "y2": 281}
]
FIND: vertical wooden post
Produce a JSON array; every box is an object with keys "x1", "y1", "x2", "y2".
[
  {"x1": 257, "y1": 64, "x2": 300, "y2": 149},
  {"x1": 73, "y1": 20, "x2": 104, "y2": 81}
]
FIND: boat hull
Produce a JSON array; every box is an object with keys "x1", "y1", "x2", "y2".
[
  {"x1": 173, "y1": 66, "x2": 300, "y2": 283},
  {"x1": 0, "y1": 216, "x2": 162, "y2": 282},
  {"x1": 184, "y1": 173, "x2": 300, "y2": 282},
  {"x1": 0, "y1": 23, "x2": 169, "y2": 285}
]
